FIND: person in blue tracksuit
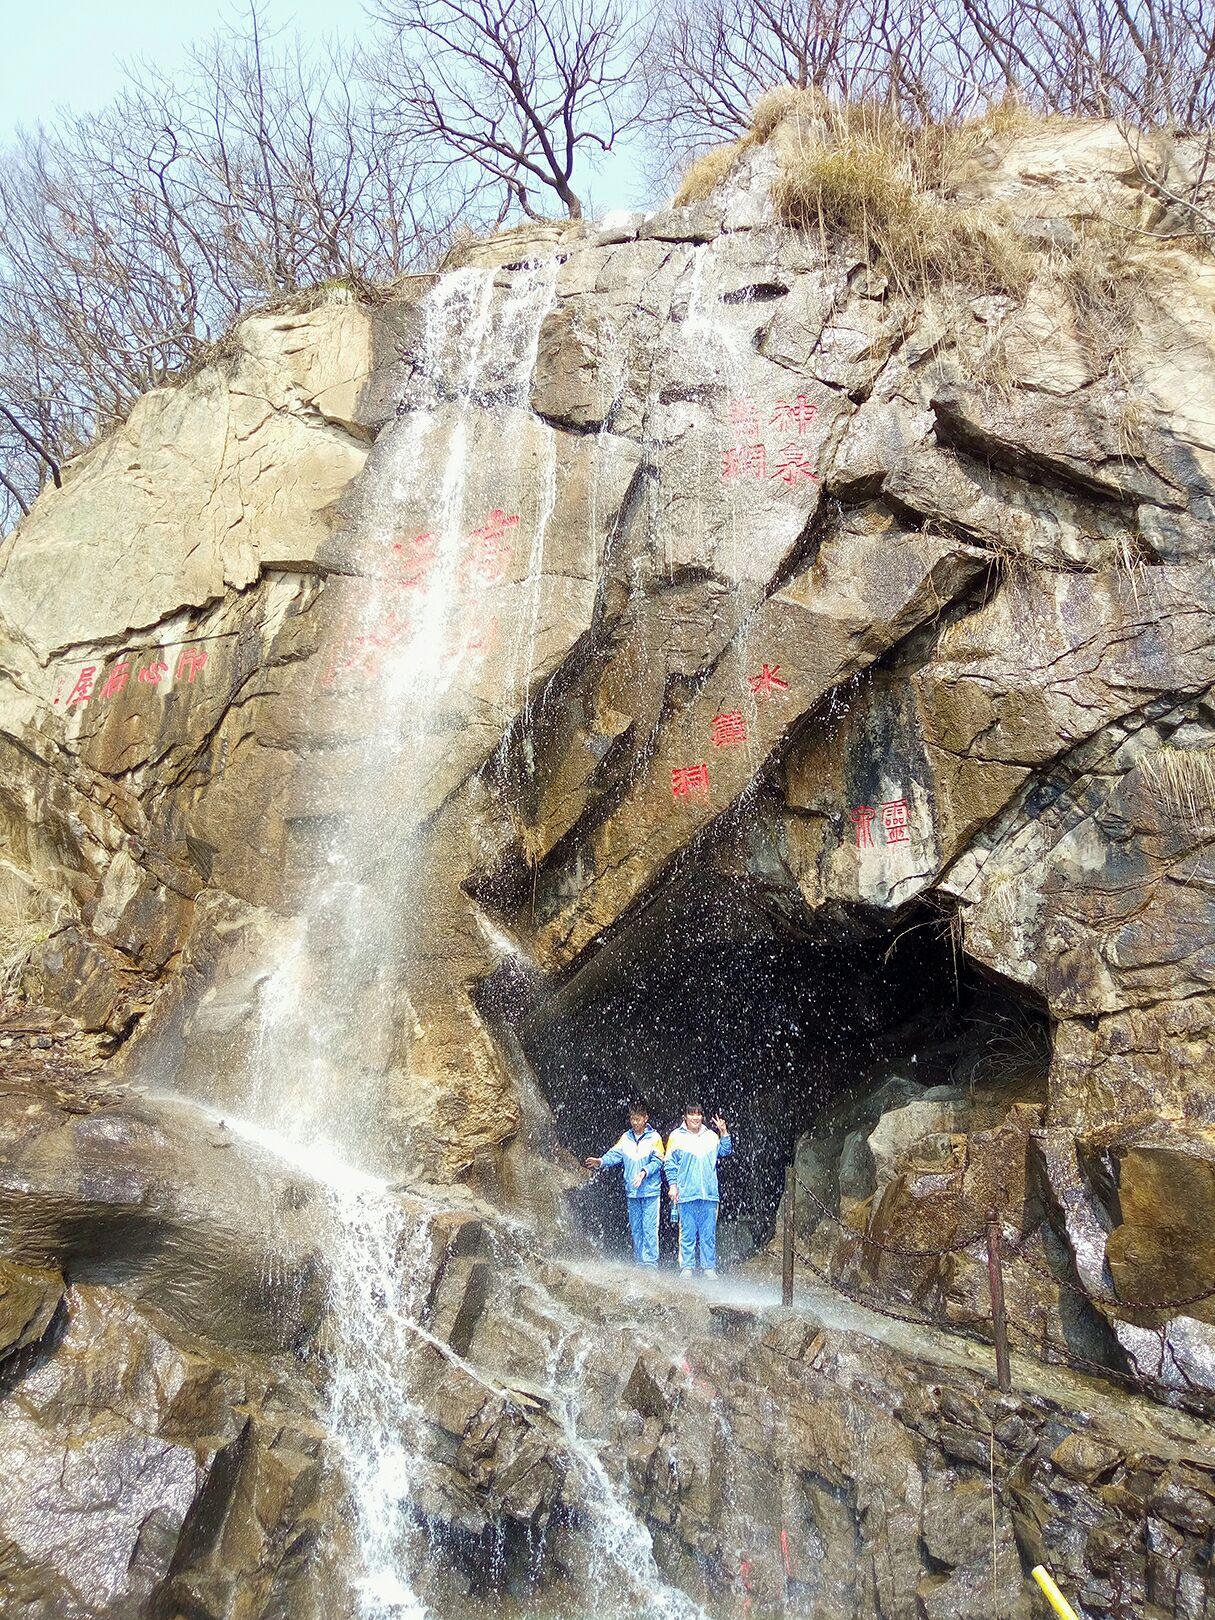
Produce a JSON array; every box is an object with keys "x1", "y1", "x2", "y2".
[
  {"x1": 664, "y1": 1102, "x2": 732, "y2": 1277},
  {"x1": 584, "y1": 1101, "x2": 665, "y2": 1267}
]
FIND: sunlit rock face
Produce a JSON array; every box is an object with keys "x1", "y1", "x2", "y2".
[{"x1": 2, "y1": 120, "x2": 1215, "y2": 1614}]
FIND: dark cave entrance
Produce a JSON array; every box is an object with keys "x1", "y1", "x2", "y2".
[{"x1": 514, "y1": 868, "x2": 1051, "y2": 1265}]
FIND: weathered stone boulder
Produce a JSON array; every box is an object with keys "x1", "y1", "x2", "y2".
[
  {"x1": 1100, "y1": 1123, "x2": 1215, "y2": 1325},
  {"x1": 0, "y1": 1282, "x2": 330, "y2": 1620},
  {"x1": 0, "y1": 299, "x2": 372, "y2": 659},
  {"x1": 0, "y1": 1079, "x2": 326, "y2": 1353},
  {"x1": 0, "y1": 1256, "x2": 62, "y2": 1358}
]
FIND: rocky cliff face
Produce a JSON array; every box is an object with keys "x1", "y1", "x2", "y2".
[{"x1": 1, "y1": 111, "x2": 1215, "y2": 1616}]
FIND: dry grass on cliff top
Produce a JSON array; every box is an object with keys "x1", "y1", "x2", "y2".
[
  {"x1": 773, "y1": 129, "x2": 1033, "y2": 297},
  {"x1": 678, "y1": 90, "x2": 1192, "y2": 305},
  {"x1": 675, "y1": 88, "x2": 1035, "y2": 296}
]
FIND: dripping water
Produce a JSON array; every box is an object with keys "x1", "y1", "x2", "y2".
[
  {"x1": 184, "y1": 255, "x2": 718, "y2": 1618},
  {"x1": 233, "y1": 264, "x2": 562, "y2": 1616}
]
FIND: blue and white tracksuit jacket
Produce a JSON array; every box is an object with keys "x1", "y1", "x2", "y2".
[
  {"x1": 598, "y1": 1126, "x2": 664, "y2": 1266},
  {"x1": 664, "y1": 1126, "x2": 732, "y2": 1272}
]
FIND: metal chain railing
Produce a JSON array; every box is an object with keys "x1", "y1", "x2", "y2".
[
  {"x1": 780, "y1": 1166, "x2": 1215, "y2": 1406},
  {"x1": 785, "y1": 1167, "x2": 1215, "y2": 1312}
]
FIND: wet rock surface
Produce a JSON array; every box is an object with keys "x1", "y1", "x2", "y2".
[
  {"x1": 0, "y1": 1282, "x2": 331, "y2": 1620},
  {"x1": 402, "y1": 1232, "x2": 1215, "y2": 1620},
  {"x1": 2, "y1": 116, "x2": 1215, "y2": 1613}
]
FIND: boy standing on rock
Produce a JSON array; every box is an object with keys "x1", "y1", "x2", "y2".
[
  {"x1": 664, "y1": 1103, "x2": 732, "y2": 1277},
  {"x1": 584, "y1": 1100, "x2": 665, "y2": 1267}
]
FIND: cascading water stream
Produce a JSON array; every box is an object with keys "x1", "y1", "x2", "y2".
[
  {"x1": 242, "y1": 266, "x2": 528, "y2": 1155},
  {"x1": 179, "y1": 256, "x2": 717, "y2": 1618},
  {"x1": 216, "y1": 263, "x2": 562, "y2": 1616},
  {"x1": 138, "y1": 235, "x2": 769, "y2": 1617},
  {"x1": 324, "y1": 1187, "x2": 437, "y2": 1619},
  {"x1": 519, "y1": 1273, "x2": 707, "y2": 1620}
]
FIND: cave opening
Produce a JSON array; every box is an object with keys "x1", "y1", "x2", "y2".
[{"x1": 515, "y1": 868, "x2": 1051, "y2": 1266}]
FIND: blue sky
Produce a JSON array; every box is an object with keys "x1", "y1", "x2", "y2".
[
  {"x1": 0, "y1": 0, "x2": 654, "y2": 213},
  {"x1": 1, "y1": 1, "x2": 350, "y2": 134}
]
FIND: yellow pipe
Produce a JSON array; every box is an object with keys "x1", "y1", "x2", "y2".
[{"x1": 1032, "y1": 1566, "x2": 1081, "y2": 1620}]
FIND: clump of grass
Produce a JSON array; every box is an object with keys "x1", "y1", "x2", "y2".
[
  {"x1": 1060, "y1": 221, "x2": 1142, "y2": 322},
  {"x1": 1052, "y1": 217, "x2": 1164, "y2": 370},
  {"x1": 771, "y1": 114, "x2": 1032, "y2": 297},
  {"x1": 673, "y1": 144, "x2": 745, "y2": 207},
  {"x1": 747, "y1": 85, "x2": 824, "y2": 143},
  {"x1": 1141, "y1": 746, "x2": 1215, "y2": 831},
  {"x1": 951, "y1": 91, "x2": 1054, "y2": 157},
  {"x1": 672, "y1": 86, "x2": 846, "y2": 207},
  {"x1": 971, "y1": 93, "x2": 1040, "y2": 140},
  {"x1": 674, "y1": 83, "x2": 1182, "y2": 362}
]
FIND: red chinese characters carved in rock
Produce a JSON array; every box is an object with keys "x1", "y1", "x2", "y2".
[
  {"x1": 880, "y1": 798, "x2": 910, "y2": 843},
  {"x1": 100, "y1": 661, "x2": 132, "y2": 700},
  {"x1": 320, "y1": 632, "x2": 385, "y2": 692},
  {"x1": 850, "y1": 806, "x2": 876, "y2": 848},
  {"x1": 722, "y1": 394, "x2": 822, "y2": 485},
  {"x1": 771, "y1": 443, "x2": 818, "y2": 488},
  {"x1": 850, "y1": 798, "x2": 912, "y2": 848},
  {"x1": 465, "y1": 508, "x2": 520, "y2": 585},
  {"x1": 748, "y1": 663, "x2": 789, "y2": 698},
  {"x1": 392, "y1": 531, "x2": 440, "y2": 591},
  {"x1": 711, "y1": 710, "x2": 747, "y2": 748},
  {"x1": 721, "y1": 443, "x2": 767, "y2": 482},
  {"x1": 321, "y1": 507, "x2": 519, "y2": 693},
  {"x1": 57, "y1": 645, "x2": 207, "y2": 709},
  {"x1": 63, "y1": 666, "x2": 97, "y2": 708},
  {"x1": 671, "y1": 762, "x2": 711, "y2": 798},
  {"x1": 728, "y1": 396, "x2": 762, "y2": 439},
  {"x1": 175, "y1": 647, "x2": 208, "y2": 683},
  {"x1": 771, "y1": 394, "x2": 819, "y2": 435}
]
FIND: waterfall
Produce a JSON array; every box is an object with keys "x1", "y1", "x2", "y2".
[
  {"x1": 243, "y1": 264, "x2": 558, "y2": 1164},
  {"x1": 324, "y1": 1184, "x2": 436, "y2": 1620},
  {"x1": 522, "y1": 1274, "x2": 707, "y2": 1620},
  {"x1": 175, "y1": 253, "x2": 714, "y2": 1618},
  {"x1": 204, "y1": 254, "x2": 714, "y2": 1619},
  {"x1": 215, "y1": 263, "x2": 561, "y2": 1616}
]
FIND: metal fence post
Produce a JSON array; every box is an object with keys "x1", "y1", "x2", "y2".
[
  {"x1": 782, "y1": 1165, "x2": 795, "y2": 1307},
  {"x1": 985, "y1": 1207, "x2": 1011, "y2": 1392}
]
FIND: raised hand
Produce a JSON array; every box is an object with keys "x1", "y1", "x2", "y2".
[
  {"x1": 584, "y1": 1156, "x2": 602, "y2": 1168},
  {"x1": 712, "y1": 1115, "x2": 728, "y2": 1135}
]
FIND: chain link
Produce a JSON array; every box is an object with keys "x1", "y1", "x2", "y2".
[
  {"x1": 791, "y1": 1171, "x2": 987, "y2": 1257},
  {"x1": 790, "y1": 1170, "x2": 1215, "y2": 1311},
  {"x1": 787, "y1": 1170, "x2": 1215, "y2": 1404},
  {"x1": 994, "y1": 1228, "x2": 1215, "y2": 1314},
  {"x1": 788, "y1": 1228, "x2": 1204, "y2": 1407}
]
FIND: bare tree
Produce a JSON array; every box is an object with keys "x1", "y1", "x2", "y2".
[
  {"x1": 6, "y1": 0, "x2": 1215, "y2": 531},
  {"x1": 647, "y1": 0, "x2": 1215, "y2": 158},
  {"x1": 935, "y1": 0, "x2": 1215, "y2": 127},
  {"x1": 367, "y1": 0, "x2": 649, "y2": 220},
  {"x1": 0, "y1": 9, "x2": 460, "y2": 529},
  {"x1": 644, "y1": 0, "x2": 994, "y2": 153},
  {"x1": 647, "y1": 0, "x2": 874, "y2": 147}
]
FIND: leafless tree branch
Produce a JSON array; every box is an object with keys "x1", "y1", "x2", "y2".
[
  {"x1": 644, "y1": 0, "x2": 1215, "y2": 154},
  {"x1": 367, "y1": 0, "x2": 651, "y2": 219},
  {"x1": 0, "y1": 4, "x2": 465, "y2": 528}
]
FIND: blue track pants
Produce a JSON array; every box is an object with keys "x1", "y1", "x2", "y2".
[
  {"x1": 627, "y1": 1197, "x2": 660, "y2": 1266},
  {"x1": 678, "y1": 1199, "x2": 718, "y2": 1271}
]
